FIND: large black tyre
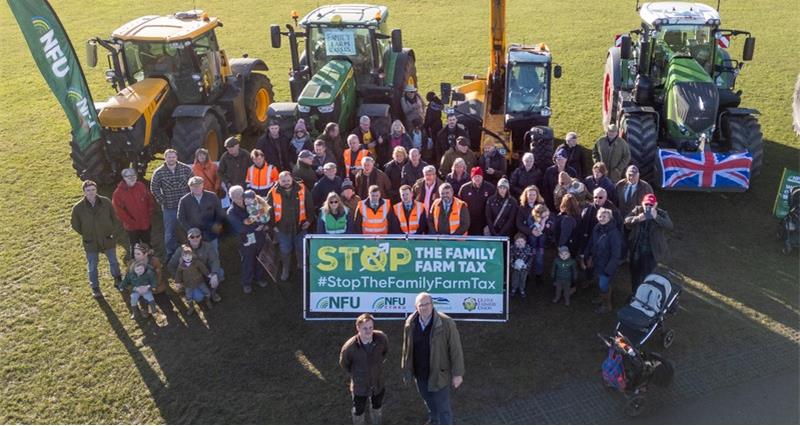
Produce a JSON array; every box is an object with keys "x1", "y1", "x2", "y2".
[
  {"x1": 724, "y1": 114, "x2": 764, "y2": 178},
  {"x1": 244, "y1": 73, "x2": 275, "y2": 133},
  {"x1": 621, "y1": 113, "x2": 658, "y2": 182},
  {"x1": 171, "y1": 113, "x2": 224, "y2": 163},
  {"x1": 602, "y1": 48, "x2": 622, "y2": 130},
  {"x1": 70, "y1": 138, "x2": 113, "y2": 184},
  {"x1": 392, "y1": 52, "x2": 417, "y2": 122}
]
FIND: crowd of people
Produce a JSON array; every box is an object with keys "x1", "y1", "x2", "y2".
[{"x1": 69, "y1": 89, "x2": 674, "y2": 423}]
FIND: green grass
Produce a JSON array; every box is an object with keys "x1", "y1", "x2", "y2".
[{"x1": 1, "y1": 0, "x2": 798, "y2": 423}]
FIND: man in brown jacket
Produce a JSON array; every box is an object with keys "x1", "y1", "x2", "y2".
[
  {"x1": 592, "y1": 124, "x2": 631, "y2": 183},
  {"x1": 402, "y1": 292, "x2": 464, "y2": 425},
  {"x1": 624, "y1": 193, "x2": 673, "y2": 295},
  {"x1": 355, "y1": 156, "x2": 392, "y2": 200},
  {"x1": 340, "y1": 313, "x2": 389, "y2": 425}
]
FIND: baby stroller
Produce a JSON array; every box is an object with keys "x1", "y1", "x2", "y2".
[
  {"x1": 615, "y1": 272, "x2": 682, "y2": 349},
  {"x1": 777, "y1": 186, "x2": 800, "y2": 255},
  {"x1": 599, "y1": 332, "x2": 675, "y2": 417}
]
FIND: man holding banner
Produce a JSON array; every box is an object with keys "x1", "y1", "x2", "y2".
[{"x1": 402, "y1": 292, "x2": 464, "y2": 425}]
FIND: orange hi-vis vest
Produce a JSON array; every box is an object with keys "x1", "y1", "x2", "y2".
[
  {"x1": 270, "y1": 183, "x2": 307, "y2": 224},
  {"x1": 246, "y1": 163, "x2": 278, "y2": 191},
  {"x1": 431, "y1": 197, "x2": 467, "y2": 235},
  {"x1": 393, "y1": 201, "x2": 424, "y2": 234},
  {"x1": 344, "y1": 148, "x2": 369, "y2": 179},
  {"x1": 358, "y1": 199, "x2": 391, "y2": 235}
]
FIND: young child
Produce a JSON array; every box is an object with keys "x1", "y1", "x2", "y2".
[
  {"x1": 244, "y1": 189, "x2": 270, "y2": 225},
  {"x1": 174, "y1": 244, "x2": 212, "y2": 315},
  {"x1": 551, "y1": 246, "x2": 578, "y2": 306},
  {"x1": 510, "y1": 233, "x2": 534, "y2": 298},
  {"x1": 528, "y1": 204, "x2": 553, "y2": 285},
  {"x1": 122, "y1": 261, "x2": 158, "y2": 319}
]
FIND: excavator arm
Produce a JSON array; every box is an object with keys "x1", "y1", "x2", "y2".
[{"x1": 488, "y1": 0, "x2": 506, "y2": 113}]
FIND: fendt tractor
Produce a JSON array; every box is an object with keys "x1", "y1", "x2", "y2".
[
  {"x1": 268, "y1": 4, "x2": 416, "y2": 136},
  {"x1": 602, "y1": 1, "x2": 761, "y2": 189},
  {"x1": 74, "y1": 10, "x2": 274, "y2": 182},
  {"x1": 443, "y1": 0, "x2": 562, "y2": 164}
]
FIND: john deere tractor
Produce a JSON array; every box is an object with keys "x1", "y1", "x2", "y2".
[
  {"x1": 602, "y1": 1, "x2": 761, "y2": 189},
  {"x1": 75, "y1": 10, "x2": 274, "y2": 182},
  {"x1": 269, "y1": 4, "x2": 415, "y2": 136}
]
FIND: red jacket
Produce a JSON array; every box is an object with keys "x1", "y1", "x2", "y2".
[{"x1": 112, "y1": 180, "x2": 155, "y2": 231}]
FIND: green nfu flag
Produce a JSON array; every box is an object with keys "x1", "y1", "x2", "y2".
[{"x1": 7, "y1": 0, "x2": 101, "y2": 151}]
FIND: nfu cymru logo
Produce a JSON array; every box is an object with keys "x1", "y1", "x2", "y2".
[
  {"x1": 316, "y1": 296, "x2": 360, "y2": 310},
  {"x1": 372, "y1": 296, "x2": 406, "y2": 311},
  {"x1": 31, "y1": 16, "x2": 70, "y2": 78}
]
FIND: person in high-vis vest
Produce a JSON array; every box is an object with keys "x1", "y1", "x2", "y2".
[
  {"x1": 267, "y1": 171, "x2": 315, "y2": 281},
  {"x1": 343, "y1": 134, "x2": 370, "y2": 180},
  {"x1": 246, "y1": 149, "x2": 279, "y2": 197},
  {"x1": 316, "y1": 192, "x2": 354, "y2": 234},
  {"x1": 392, "y1": 185, "x2": 427, "y2": 235},
  {"x1": 428, "y1": 183, "x2": 470, "y2": 236},
  {"x1": 355, "y1": 185, "x2": 399, "y2": 236}
]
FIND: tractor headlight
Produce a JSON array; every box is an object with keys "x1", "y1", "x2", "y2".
[
  {"x1": 318, "y1": 104, "x2": 335, "y2": 114},
  {"x1": 297, "y1": 104, "x2": 311, "y2": 113},
  {"x1": 541, "y1": 107, "x2": 552, "y2": 117}
]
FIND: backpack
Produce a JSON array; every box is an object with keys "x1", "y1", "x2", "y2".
[{"x1": 602, "y1": 347, "x2": 627, "y2": 390}]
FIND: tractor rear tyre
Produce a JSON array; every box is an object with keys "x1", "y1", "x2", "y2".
[
  {"x1": 244, "y1": 73, "x2": 275, "y2": 133},
  {"x1": 172, "y1": 113, "x2": 224, "y2": 163},
  {"x1": 392, "y1": 52, "x2": 418, "y2": 122},
  {"x1": 724, "y1": 114, "x2": 763, "y2": 178},
  {"x1": 71, "y1": 138, "x2": 113, "y2": 184},
  {"x1": 602, "y1": 49, "x2": 622, "y2": 130},
  {"x1": 621, "y1": 113, "x2": 658, "y2": 182}
]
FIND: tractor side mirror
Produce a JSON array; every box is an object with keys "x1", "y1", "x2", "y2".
[
  {"x1": 462, "y1": 74, "x2": 478, "y2": 80},
  {"x1": 742, "y1": 37, "x2": 755, "y2": 61},
  {"x1": 553, "y1": 65, "x2": 562, "y2": 79},
  {"x1": 86, "y1": 40, "x2": 98, "y2": 68},
  {"x1": 270, "y1": 25, "x2": 282, "y2": 49},
  {"x1": 620, "y1": 35, "x2": 632, "y2": 60},
  {"x1": 391, "y1": 29, "x2": 403, "y2": 53},
  {"x1": 441, "y1": 82, "x2": 452, "y2": 104},
  {"x1": 452, "y1": 92, "x2": 466, "y2": 102}
]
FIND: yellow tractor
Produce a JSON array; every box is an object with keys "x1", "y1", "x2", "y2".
[
  {"x1": 76, "y1": 10, "x2": 274, "y2": 182},
  {"x1": 441, "y1": 0, "x2": 561, "y2": 165}
]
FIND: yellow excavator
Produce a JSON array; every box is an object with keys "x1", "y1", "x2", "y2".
[{"x1": 442, "y1": 0, "x2": 561, "y2": 164}]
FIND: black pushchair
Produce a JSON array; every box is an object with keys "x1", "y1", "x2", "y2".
[
  {"x1": 615, "y1": 272, "x2": 682, "y2": 349},
  {"x1": 599, "y1": 332, "x2": 675, "y2": 417},
  {"x1": 777, "y1": 186, "x2": 800, "y2": 255}
]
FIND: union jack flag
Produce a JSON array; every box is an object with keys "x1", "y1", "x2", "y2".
[{"x1": 659, "y1": 149, "x2": 753, "y2": 190}]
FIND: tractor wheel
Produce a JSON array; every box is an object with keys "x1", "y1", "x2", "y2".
[
  {"x1": 244, "y1": 73, "x2": 275, "y2": 133},
  {"x1": 792, "y1": 74, "x2": 800, "y2": 136},
  {"x1": 70, "y1": 138, "x2": 113, "y2": 184},
  {"x1": 171, "y1": 113, "x2": 224, "y2": 163},
  {"x1": 392, "y1": 52, "x2": 418, "y2": 121},
  {"x1": 621, "y1": 113, "x2": 659, "y2": 182},
  {"x1": 724, "y1": 114, "x2": 763, "y2": 177},
  {"x1": 602, "y1": 49, "x2": 622, "y2": 130}
]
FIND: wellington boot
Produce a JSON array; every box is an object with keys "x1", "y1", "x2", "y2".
[
  {"x1": 149, "y1": 301, "x2": 158, "y2": 316},
  {"x1": 369, "y1": 407, "x2": 382, "y2": 425},
  {"x1": 280, "y1": 254, "x2": 291, "y2": 281},
  {"x1": 595, "y1": 293, "x2": 611, "y2": 314},
  {"x1": 351, "y1": 408, "x2": 365, "y2": 425}
]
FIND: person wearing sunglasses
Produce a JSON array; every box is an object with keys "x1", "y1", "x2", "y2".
[
  {"x1": 317, "y1": 192, "x2": 354, "y2": 235},
  {"x1": 623, "y1": 193, "x2": 673, "y2": 295}
]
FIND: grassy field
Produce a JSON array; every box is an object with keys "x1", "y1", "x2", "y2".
[{"x1": 1, "y1": 0, "x2": 798, "y2": 423}]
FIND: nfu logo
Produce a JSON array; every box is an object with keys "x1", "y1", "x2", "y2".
[
  {"x1": 372, "y1": 296, "x2": 405, "y2": 311},
  {"x1": 67, "y1": 89, "x2": 98, "y2": 130},
  {"x1": 316, "y1": 296, "x2": 360, "y2": 310},
  {"x1": 31, "y1": 16, "x2": 70, "y2": 78}
]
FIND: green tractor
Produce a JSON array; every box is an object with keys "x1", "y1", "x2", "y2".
[
  {"x1": 269, "y1": 4, "x2": 416, "y2": 137},
  {"x1": 602, "y1": 1, "x2": 761, "y2": 190}
]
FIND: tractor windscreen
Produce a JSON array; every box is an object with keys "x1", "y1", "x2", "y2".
[
  {"x1": 673, "y1": 82, "x2": 718, "y2": 134},
  {"x1": 308, "y1": 26, "x2": 376, "y2": 78},
  {"x1": 656, "y1": 25, "x2": 715, "y2": 73},
  {"x1": 123, "y1": 41, "x2": 192, "y2": 82},
  {"x1": 506, "y1": 62, "x2": 548, "y2": 114}
]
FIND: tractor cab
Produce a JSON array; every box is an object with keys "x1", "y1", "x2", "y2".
[{"x1": 504, "y1": 45, "x2": 558, "y2": 139}]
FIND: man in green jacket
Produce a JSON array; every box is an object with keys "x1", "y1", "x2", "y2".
[
  {"x1": 70, "y1": 180, "x2": 123, "y2": 298},
  {"x1": 592, "y1": 124, "x2": 631, "y2": 183},
  {"x1": 402, "y1": 292, "x2": 465, "y2": 425}
]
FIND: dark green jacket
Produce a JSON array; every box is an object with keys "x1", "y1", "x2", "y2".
[
  {"x1": 292, "y1": 161, "x2": 318, "y2": 191},
  {"x1": 402, "y1": 310, "x2": 465, "y2": 391},
  {"x1": 122, "y1": 266, "x2": 157, "y2": 290},
  {"x1": 70, "y1": 196, "x2": 121, "y2": 252},
  {"x1": 624, "y1": 206, "x2": 673, "y2": 262},
  {"x1": 551, "y1": 257, "x2": 578, "y2": 283}
]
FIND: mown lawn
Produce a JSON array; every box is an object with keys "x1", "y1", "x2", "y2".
[{"x1": 0, "y1": 0, "x2": 797, "y2": 423}]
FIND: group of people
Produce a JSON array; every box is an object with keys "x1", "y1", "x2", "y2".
[{"x1": 69, "y1": 103, "x2": 674, "y2": 422}]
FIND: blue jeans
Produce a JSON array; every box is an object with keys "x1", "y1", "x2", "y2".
[
  {"x1": 240, "y1": 234, "x2": 265, "y2": 288},
  {"x1": 86, "y1": 248, "x2": 121, "y2": 289},
  {"x1": 599, "y1": 274, "x2": 612, "y2": 293},
  {"x1": 275, "y1": 230, "x2": 306, "y2": 256},
  {"x1": 162, "y1": 207, "x2": 180, "y2": 261},
  {"x1": 415, "y1": 378, "x2": 453, "y2": 425}
]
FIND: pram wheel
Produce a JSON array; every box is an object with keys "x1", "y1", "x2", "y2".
[
  {"x1": 624, "y1": 395, "x2": 647, "y2": 417},
  {"x1": 662, "y1": 328, "x2": 675, "y2": 348}
]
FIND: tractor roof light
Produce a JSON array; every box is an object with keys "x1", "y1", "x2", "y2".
[
  {"x1": 541, "y1": 106, "x2": 552, "y2": 117},
  {"x1": 291, "y1": 10, "x2": 299, "y2": 19},
  {"x1": 705, "y1": 18, "x2": 720, "y2": 26},
  {"x1": 318, "y1": 104, "x2": 335, "y2": 114},
  {"x1": 653, "y1": 18, "x2": 668, "y2": 26},
  {"x1": 297, "y1": 105, "x2": 311, "y2": 113},
  {"x1": 374, "y1": 12, "x2": 382, "y2": 22}
]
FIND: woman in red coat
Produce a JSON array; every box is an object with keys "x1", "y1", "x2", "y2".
[
  {"x1": 112, "y1": 168, "x2": 155, "y2": 255},
  {"x1": 192, "y1": 148, "x2": 222, "y2": 196}
]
